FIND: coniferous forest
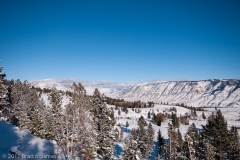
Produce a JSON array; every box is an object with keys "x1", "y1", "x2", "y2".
[{"x1": 1, "y1": 65, "x2": 240, "y2": 160}]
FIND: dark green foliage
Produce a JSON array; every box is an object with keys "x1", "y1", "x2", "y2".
[
  {"x1": 202, "y1": 109, "x2": 240, "y2": 159},
  {"x1": 172, "y1": 113, "x2": 179, "y2": 128},
  {"x1": 153, "y1": 113, "x2": 165, "y2": 126},
  {"x1": 147, "y1": 111, "x2": 151, "y2": 119},
  {"x1": 157, "y1": 129, "x2": 165, "y2": 156},
  {"x1": 227, "y1": 126, "x2": 240, "y2": 159},
  {"x1": 106, "y1": 97, "x2": 154, "y2": 109},
  {"x1": 176, "y1": 129, "x2": 183, "y2": 152},
  {"x1": 126, "y1": 121, "x2": 129, "y2": 127},
  {"x1": 202, "y1": 112, "x2": 206, "y2": 120}
]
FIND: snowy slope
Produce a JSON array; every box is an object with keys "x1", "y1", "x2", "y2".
[
  {"x1": 0, "y1": 121, "x2": 55, "y2": 160},
  {"x1": 118, "y1": 79, "x2": 240, "y2": 108},
  {"x1": 30, "y1": 79, "x2": 240, "y2": 107}
]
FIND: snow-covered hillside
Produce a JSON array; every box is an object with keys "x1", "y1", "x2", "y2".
[
  {"x1": 30, "y1": 79, "x2": 240, "y2": 108},
  {"x1": 118, "y1": 79, "x2": 240, "y2": 108},
  {"x1": 0, "y1": 121, "x2": 55, "y2": 160}
]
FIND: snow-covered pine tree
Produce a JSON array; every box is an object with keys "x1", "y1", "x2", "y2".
[
  {"x1": 131, "y1": 128, "x2": 138, "y2": 140},
  {"x1": 91, "y1": 88, "x2": 115, "y2": 159},
  {"x1": 61, "y1": 83, "x2": 99, "y2": 160},
  {"x1": 167, "y1": 123, "x2": 182, "y2": 159},
  {"x1": 122, "y1": 135, "x2": 142, "y2": 160},
  {"x1": 114, "y1": 128, "x2": 119, "y2": 142},
  {"x1": 0, "y1": 63, "x2": 9, "y2": 118},
  {"x1": 10, "y1": 80, "x2": 25, "y2": 124},
  {"x1": 202, "y1": 110, "x2": 230, "y2": 159},
  {"x1": 185, "y1": 134, "x2": 195, "y2": 160},
  {"x1": 146, "y1": 123, "x2": 155, "y2": 158},
  {"x1": 28, "y1": 90, "x2": 45, "y2": 137},
  {"x1": 183, "y1": 123, "x2": 199, "y2": 159},
  {"x1": 203, "y1": 139, "x2": 216, "y2": 160},
  {"x1": 137, "y1": 115, "x2": 148, "y2": 158},
  {"x1": 156, "y1": 129, "x2": 165, "y2": 158},
  {"x1": 12, "y1": 80, "x2": 36, "y2": 131},
  {"x1": 120, "y1": 127, "x2": 124, "y2": 142},
  {"x1": 47, "y1": 86, "x2": 63, "y2": 140},
  {"x1": 227, "y1": 126, "x2": 240, "y2": 159},
  {"x1": 35, "y1": 99, "x2": 48, "y2": 138}
]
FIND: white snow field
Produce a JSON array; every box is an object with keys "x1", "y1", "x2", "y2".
[{"x1": 0, "y1": 121, "x2": 55, "y2": 160}]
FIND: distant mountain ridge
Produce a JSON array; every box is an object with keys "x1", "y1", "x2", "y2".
[
  {"x1": 29, "y1": 78, "x2": 136, "y2": 97},
  {"x1": 118, "y1": 79, "x2": 240, "y2": 108},
  {"x1": 30, "y1": 79, "x2": 240, "y2": 108}
]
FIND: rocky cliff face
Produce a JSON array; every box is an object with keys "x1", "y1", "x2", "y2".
[{"x1": 118, "y1": 79, "x2": 240, "y2": 107}]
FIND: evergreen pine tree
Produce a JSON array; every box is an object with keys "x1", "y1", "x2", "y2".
[
  {"x1": 47, "y1": 86, "x2": 63, "y2": 140},
  {"x1": 114, "y1": 128, "x2": 119, "y2": 142},
  {"x1": 183, "y1": 123, "x2": 200, "y2": 159},
  {"x1": 120, "y1": 127, "x2": 123, "y2": 142},
  {"x1": 29, "y1": 91, "x2": 45, "y2": 138},
  {"x1": 172, "y1": 113, "x2": 179, "y2": 128},
  {"x1": 122, "y1": 135, "x2": 143, "y2": 160},
  {"x1": 146, "y1": 123, "x2": 155, "y2": 158},
  {"x1": 13, "y1": 80, "x2": 36, "y2": 131},
  {"x1": 156, "y1": 129, "x2": 165, "y2": 158},
  {"x1": 167, "y1": 123, "x2": 182, "y2": 159},
  {"x1": 147, "y1": 111, "x2": 151, "y2": 119},
  {"x1": 202, "y1": 112, "x2": 206, "y2": 120},
  {"x1": 202, "y1": 110, "x2": 230, "y2": 159},
  {"x1": 91, "y1": 89, "x2": 115, "y2": 159},
  {"x1": 227, "y1": 126, "x2": 240, "y2": 159},
  {"x1": 126, "y1": 121, "x2": 129, "y2": 127},
  {"x1": 137, "y1": 115, "x2": 148, "y2": 158},
  {"x1": 0, "y1": 63, "x2": 9, "y2": 118},
  {"x1": 131, "y1": 128, "x2": 138, "y2": 140}
]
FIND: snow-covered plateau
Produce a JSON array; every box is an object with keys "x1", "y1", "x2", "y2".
[{"x1": 30, "y1": 78, "x2": 240, "y2": 108}]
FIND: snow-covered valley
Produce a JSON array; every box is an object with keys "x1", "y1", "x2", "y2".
[{"x1": 1, "y1": 78, "x2": 240, "y2": 159}]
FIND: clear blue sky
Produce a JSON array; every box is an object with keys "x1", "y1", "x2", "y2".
[{"x1": 0, "y1": 0, "x2": 240, "y2": 82}]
